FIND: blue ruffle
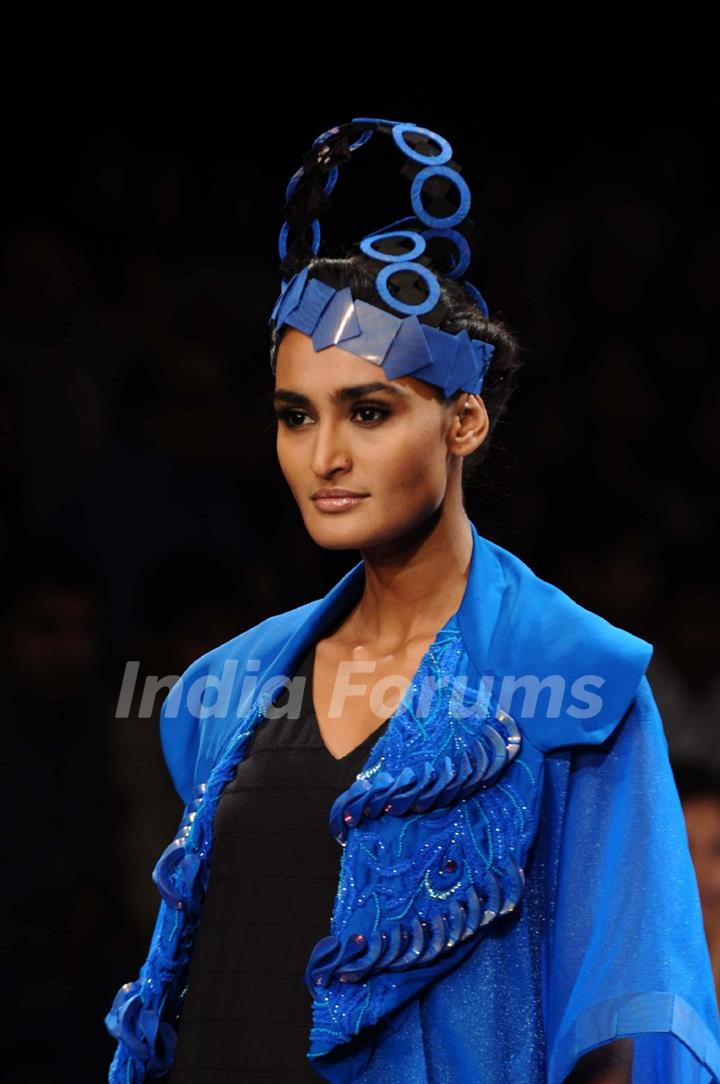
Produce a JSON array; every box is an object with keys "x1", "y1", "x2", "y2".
[
  {"x1": 305, "y1": 855, "x2": 525, "y2": 989},
  {"x1": 311, "y1": 702, "x2": 526, "y2": 990},
  {"x1": 105, "y1": 978, "x2": 176, "y2": 1076},
  {"x1": 105, "y1": 777, "x2": 228, "y2": 1080},
  {"x1": 329, "y1": 707, "x2": 521, "y2": 843},
  {"x1": 151, "y1": 785, "x2": 209, "y2": 918},
  {"x1": 105, "y1": 705, "x2": 275, "y2": 1080}
]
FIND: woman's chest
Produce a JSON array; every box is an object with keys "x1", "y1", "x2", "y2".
[{"x1": 311, "y1": 636, "x2": 434, "y2": 759}]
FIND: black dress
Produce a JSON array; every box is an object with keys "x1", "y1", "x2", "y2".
[{"x1": 165, "y1": 641, "x2": 391, "y2": 1082}]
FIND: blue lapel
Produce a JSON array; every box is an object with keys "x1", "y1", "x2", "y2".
[{"x1": 185, "y1": 518, "x2": 653, "y2": 795}]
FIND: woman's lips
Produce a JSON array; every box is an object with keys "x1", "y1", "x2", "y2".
[{"x1": 312, "y1": 495, "x2": 368, "y2": 512}]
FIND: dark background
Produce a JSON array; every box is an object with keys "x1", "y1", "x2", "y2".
[{"x1": 1, "y1": 96, "x2": 717, "y2": 1079}]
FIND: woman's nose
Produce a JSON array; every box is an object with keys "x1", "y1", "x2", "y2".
[{"x1": 311, "y1": 419, "x2": 351, "y2": 475}]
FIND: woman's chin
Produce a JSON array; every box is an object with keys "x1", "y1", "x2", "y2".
[
  {"x1": 302, "y1": 509, "x2": 382, "y2": 551},
  {"x1": 305, "y1": 523, "x2": 376, "y2": 551}
]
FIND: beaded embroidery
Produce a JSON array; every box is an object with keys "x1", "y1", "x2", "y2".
[
  {"x1": 105, "y1": 614, "x2": 546, "y2": 1080},
  {"x1": 303, "y1": 616, "x2": 545, "y2": 1058}
]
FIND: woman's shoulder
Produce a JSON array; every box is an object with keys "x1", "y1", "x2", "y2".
[
  {"x1": 471, "y1": 532, "x2": 656, "y2": 752},
  {"x1": 480, "y1": 532, "x2": 651, "y2": 668}
]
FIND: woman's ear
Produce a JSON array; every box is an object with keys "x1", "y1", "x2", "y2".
[{"x1": 448, "y1": 394, "x2": 489, "y2": 458}]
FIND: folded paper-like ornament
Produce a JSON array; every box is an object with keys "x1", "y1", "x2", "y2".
[{"x1": 270, "y1": 265, "x2": 494, "y2": 397}]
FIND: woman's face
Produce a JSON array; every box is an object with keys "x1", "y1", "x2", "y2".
[{"x1": 273, "y1": 329, "x2": 481, "y2": 551}]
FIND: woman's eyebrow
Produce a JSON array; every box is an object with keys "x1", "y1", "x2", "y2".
[{"x1": 273, "y1": 382, "x2": 406, "y2": 406}]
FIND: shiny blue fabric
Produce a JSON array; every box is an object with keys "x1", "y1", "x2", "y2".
[{"x1": 105, "y1": 520, "x2": 720, "y2": 1081}]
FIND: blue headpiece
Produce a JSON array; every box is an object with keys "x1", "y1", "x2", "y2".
[{"x1": 268, "y1": 117, "x2": 495, "y2": 398}]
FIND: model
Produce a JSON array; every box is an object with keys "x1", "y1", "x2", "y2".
[{"x1": 105, "y1": 118, "x2": 720, "y2": 1083}]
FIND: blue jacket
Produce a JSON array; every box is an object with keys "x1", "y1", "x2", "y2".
[{"x1": 105, "y1": 520, "x2": 720, "y2": 1082}]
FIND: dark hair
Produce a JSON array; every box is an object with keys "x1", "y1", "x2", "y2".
[{"x1": 268, "y1": 249, "x2": 525, "y2": 486}]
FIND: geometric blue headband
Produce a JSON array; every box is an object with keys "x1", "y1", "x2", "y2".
[
  {"x1": 268, "y1": 117, "x2": 496, "y2": 397},
  {"x1": 269, "y1": 264, "x2": 494, "y2": 397}
]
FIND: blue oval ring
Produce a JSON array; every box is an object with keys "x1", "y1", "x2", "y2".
[
  {"x1": 411, "y1": 166, "x2": 471, "y2": 228},
  {"x1": 360, "y1": 230, "x2": 426, "y2": 263},
  {"x1": 279, "y1": 218, "x2": 321, "y2": 262},
  {"x1": 286, "y1": 164, "x2": 338, "y2": 202},
  {"x1": 422, "y1": 227, "x2": 471, "y2": 277},
  {"x1": 462, "y1": 279, "x2": 489, "y2": 318},
  {"x1": 391, "y1": 123, "x2": 453, "y2": 166},
  {"x1": 376, "y1": 262, "x2": 441, "y2": 316}
]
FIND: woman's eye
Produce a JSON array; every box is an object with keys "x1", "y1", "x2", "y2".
[
  {"x1": 274, "y1": 403, "x2": 390, "y2": 429},
  {"x1": 275, "y1": 408, "x2": 309, "y2": 428},
  {"x1": 352, "y1": 403, "x2": 390, "y2": 424}
]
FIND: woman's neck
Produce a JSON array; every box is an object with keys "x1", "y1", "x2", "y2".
[{"x1": 344, "y1": 507, "x2": 474, "y2": 651}]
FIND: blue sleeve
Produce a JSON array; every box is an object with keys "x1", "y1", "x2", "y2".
[{"x1": 543, "y1": 676, "x2": 720, "y2": 1083}]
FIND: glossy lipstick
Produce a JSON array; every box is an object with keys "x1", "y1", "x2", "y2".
[
  {"x1": 312, "y1": 488, "x2": 369, "y2": 513},
  {"x1": 313, "y1": 496, "x2": 367, "y2": 512}
]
